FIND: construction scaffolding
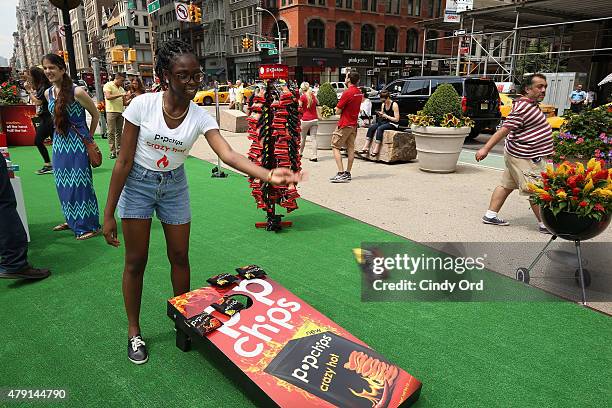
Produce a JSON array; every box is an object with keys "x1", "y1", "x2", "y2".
[{"x1": 418, "y1": 0, "x2": 612, "y2": 94}]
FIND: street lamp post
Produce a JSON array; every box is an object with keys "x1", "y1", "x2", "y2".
[{"x1": 256, "y1": 6, "x2": 282, "y2": 65}]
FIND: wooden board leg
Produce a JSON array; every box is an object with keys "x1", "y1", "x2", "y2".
[{"x1": 175, "y1": 325, "x2": 191, "y2": 352}]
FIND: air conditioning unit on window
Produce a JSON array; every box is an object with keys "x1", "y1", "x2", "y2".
[
  {"x1": 367, "y1": 70, "x2": 374, "y2": 75},
  {"x1": 373, "y1": 68, "x2": 380, "y2": 73}
]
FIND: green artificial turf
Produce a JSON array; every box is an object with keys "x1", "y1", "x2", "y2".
[{"x1": 1, "y1": 142, "x2": 611, "y2": 407}]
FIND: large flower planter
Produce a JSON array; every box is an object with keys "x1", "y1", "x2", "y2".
[
  {"x1": 316, "y1": 115, "x2": 340, "y2": 150},
  {"x1": 541, "y1": 207, "x2": 611, "y2": 241},
  {"x1": 411, "y1": 125, "x2": 471, "y2": 173}
]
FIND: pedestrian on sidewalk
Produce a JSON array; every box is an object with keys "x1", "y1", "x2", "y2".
[
  {"x1": 124, "y1": 76, "x2": 146, "y2": 107},
  {"x1": 569, "y1": 84, "x2": 587, "y2": 114},
  {"x1": 0, "y1": 153, "x2": 51, "y2": 280},
  {"x1": 235, "y1": 80, "x2": 244, "y2": 112},
  {"x1": 43, "y1": 54, "x2": 102, "y2": 241},
  {"x1": 104, "y1": 72, "x2": 126, "y2": 159},
  {"x1": 476, "y1": 73, "x2": 554, "y2": 234},
  {"x1": 330, "y1": 71, "x2": 363, "y2": 183},
  {"x1": 299, "y1": 82, "x2": 319, "y2": 162},
  {"x1": 102, "y1": 40, "x2": 302, "y2": 365},
  {"x1": 228, "y1": 80, "x2": 236, "y2": 109},
  {"x1": 25, "y1": 66, "x2": 54, "y2": 175}
]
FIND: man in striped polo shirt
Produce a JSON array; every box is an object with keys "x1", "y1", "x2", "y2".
[{"x1": 476, "y1": 73, "x2": 554, "y2": 234}]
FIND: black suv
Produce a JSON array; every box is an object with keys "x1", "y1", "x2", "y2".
[{"x1": 371, "y1": 76, "x2": 501, "y2": 139}]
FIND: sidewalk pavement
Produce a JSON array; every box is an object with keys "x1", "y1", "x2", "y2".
[{"x1": 190, "y1": 106, "x2": 612, "y2": 314}]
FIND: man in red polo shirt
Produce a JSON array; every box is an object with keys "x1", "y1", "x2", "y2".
[{"x1": 330, "y1": 71, "x2": 363, "y2": 183}]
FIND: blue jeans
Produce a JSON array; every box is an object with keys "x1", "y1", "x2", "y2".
[
  {"x1": 366, "y1": 122, "x2": 396, "y2": 142},
  {"x1": 0, "y1": 154, "x2": 29, "y2": 273},
  {"x1": 117, "y1": 162, "x2": 191, "y2": 225}
]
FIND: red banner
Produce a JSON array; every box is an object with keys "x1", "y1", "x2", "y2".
[
  {"x1": 169, "y1": 277, "x2": 422, "y2": 407},
  {"x1": 259, "y1": 64, "x2": 289, "y2": 80},
  {"x1": 0, "y1": 105, "x2": 37, "y2": 146}
]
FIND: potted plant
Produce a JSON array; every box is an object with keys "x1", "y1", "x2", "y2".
[
  {"x1": 315, "y1": 82, "x2": 340, "y2": 150},
  {"x1": 528, "y1": 158, "x2": 612, "y2": 240},
  {"x1": 552, "y1": 105, "x2": 612, "y2": 165},
  {"x1": 408, "y1": 83, "x2": 473, "y2": 173}
]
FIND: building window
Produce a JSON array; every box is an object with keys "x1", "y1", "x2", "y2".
[
  {"x1": 370, "y1": 0, "x2": 377, "y2": 12},
  {"x1": 386, "y1": 0, "x2": 399, "y2": 14},
  {"x1": 319, "y1": 0, "x2": 325, "y2": 4},
  {"x1": 429, "y1": 0, "x2": 442, "y2": 17},
  {"x1": 335, "y1": 22, "x2": 351, "y2": 50},
  {"x1": 273, "y1": 20, "x2": 289, "y2": 48},
  {"x1": 362, "y1": 0, "x2": 368, "y2": 10},
  {"x1": 143, "y1": 15, "x2": 148, "y2": 26},
  {"x1": 145, "y1": 31, "x2": 150, "y2": 43},
  {"x1": 360, "y1": 24, "x2": 375, "y2": 51},
  {"x1": 135, "y1": 31, "x2": 141, "y2": 43},
  {"x1": 384, "y1": 27, "x2": 398, "y2": 52},
  {"x1": 231, "y1": 7, "x2": 256, "y2": 30},
  {"x1": 308, "y1": 19, "x2": 325, "y2": 48},
  {"x1": 336, "y1": 0, "x2": 342, "y2": 7},
  {"x1": 406, "y1": 29, "x2": 418, "y2": 53},
  {"x1": 410, "y1": 0, "x2": 420, "y2": 16},
  {"x1": 493, "y1": 39, "x2": 501, "y2": 57},
  {"x1": 308, "y1": 0, "x2": 315, "y2": 3},
  {"x1": 346, "y1": 0, "x2": 352, "y2": 7},
  {"x1": 426, "y1": 30, "x2": 438, "y2": 54}
]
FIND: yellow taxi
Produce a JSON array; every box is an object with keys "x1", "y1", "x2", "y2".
[
  {"x1": 499, "y1": 93, "x2": 565, "y2": 129},
  {"x1": 193, "y1": 85, "x2": 255, "y2": 106}
]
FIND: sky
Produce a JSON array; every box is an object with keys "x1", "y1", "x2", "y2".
[{"x1": 0, "y1": 0, "x2": 18, "y2": 60}]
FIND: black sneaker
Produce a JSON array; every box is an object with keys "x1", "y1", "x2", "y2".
[
  {"x1": 309, "y1": 158, "x2": 318, "y2": 162},
  {"x1": 329, "y1": 172, "x2": 343, "y2": 180},
  {"x1": 128, "y1": 335, "x2": 148, "y2": 365},
  {"x1": 35, "y1": 165, "x2": 53, "y2": 175},
  {"x1": 539, "y1": 226, "x2": 552, "y2": 235},
  {"x1": 331, "y1": 172, "x2": 350, "y2": 183},
  {"x1": 109, "y1": 153, "x2": 117, "y2": 160},
  {"x1": 482, "y1": 216, "x2": 509, "y2": 226}
]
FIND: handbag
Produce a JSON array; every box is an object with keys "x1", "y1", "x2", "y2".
[{"x1": 72, "y1": 125, "x2": 102, "y2": 168}]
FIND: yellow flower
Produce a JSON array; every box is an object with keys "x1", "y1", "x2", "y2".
[
  {"x1": 576, "y1": 162, "x2": 585, "y2": 174},
  {"x1": 527, "y1": 183, "x2": 539, "y2": 192},
  {"x1": 587, "y1": 158, "x2": 597, "y2": 169},
  {"x1": 556, "y1": 190, "x2": 568, "y2": 199},
  {"x1": 584, "y1": 179, "x2": 594, "y2": 193},
  {"x1": 546, "y1": 165, "x2": 555, "y2": 177}
]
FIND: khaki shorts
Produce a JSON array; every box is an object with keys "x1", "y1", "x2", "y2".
[
  {"x1": 331, "y1": 126, "x2": 357, "y2": 151},
  {"x1": 501, "y1": 153, "x2": 546, "y2": 196}
]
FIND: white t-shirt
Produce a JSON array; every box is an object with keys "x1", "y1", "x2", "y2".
[{"x1": 122, "y1": 92, "x2": 218, "y2": 171}]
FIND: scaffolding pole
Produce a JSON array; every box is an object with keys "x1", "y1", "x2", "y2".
[
  {"x1": 421, "y1": 27, "x2": 427, "y2": 76},
  {"x1": 509, "y1": 11, "x2": 520, "y2": 82}
]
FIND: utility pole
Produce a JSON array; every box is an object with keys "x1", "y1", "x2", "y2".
[
  {"x1": 50, "y1": 0, "x2": 80, "y2": 80},
  {"x1": 149, "y1": 9, "x2": 156, "y2": 82},
  {"x1": 91, "y1": 57, "x2": 107, "y2": 137}
]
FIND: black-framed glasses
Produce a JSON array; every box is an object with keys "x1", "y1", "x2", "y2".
[{"x1": 174, "y1": 71, "x2": 205, "y2": 84}]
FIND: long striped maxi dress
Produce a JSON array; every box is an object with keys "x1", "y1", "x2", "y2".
[{"x1": 48, "y1": 86, "x2": 101, "y2": 236}]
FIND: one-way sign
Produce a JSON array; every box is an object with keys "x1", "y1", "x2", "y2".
[{"x1": 453, "y1": 29, "x2": 466, "y2": 36}]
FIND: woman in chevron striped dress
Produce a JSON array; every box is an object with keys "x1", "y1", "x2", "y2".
[{"x1": 43, "y1": 54, "x2": 101, "y2": 240}]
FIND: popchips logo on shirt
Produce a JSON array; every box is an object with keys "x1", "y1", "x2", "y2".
[{"x1": 157, "y1": 155, "x2": 170, "y2": 169}]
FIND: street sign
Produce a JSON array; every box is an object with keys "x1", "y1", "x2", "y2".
[
  {"x1": 259, "y1": 64, "x2": 288, "y2": 80},
  {"x1": 127, "y1": 0, "x2": 137, "y2": 10},
  {"x1": 444, "y1": 9, "x2": 460, "y2": 23},
  {"x1": 268, "y1": 49, "x2": 278, "y2": 56},
  {"x1": 453, "y1": 29, "x2": 466, "y2": 36},
  {"x1": 147, "y1": 0, "x2": 160, "y2": 14},
  {"x1": 258, "y1": 42, "x2": 276, "y2": 50},
  {"x1": 175, "y1": 2, "x2": 190, "y2": 22},
  {"x1": 456, "y1": 0, "x2": 474, "y2": 12},
  {"x1": 58, "y1": 25, "x2": 65, "y2": 37}
]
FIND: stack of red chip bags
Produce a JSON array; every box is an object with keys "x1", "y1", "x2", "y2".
[{"x1": 246, "y1": 81, "x2": 303, "y2": 227}]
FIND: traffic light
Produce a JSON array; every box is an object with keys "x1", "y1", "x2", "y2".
[
  {"x1": 62, "y1": 51, "x2": 68, "y2": 63},
  {"x1": 194, "y1": 6, "x2": 202, "y2": 23},
  {"x1": 128, "y1": 48, "x2": 137, "y2": 63},
  {"x1": 242, "y1": 37, "x2": 250, "y2": 49},
  {"x1": 189, "y1": 4, "x2": 196, "y2": 23},
  {"x1": 111, "y1": 48, "x2": 125, "y2": 64}
]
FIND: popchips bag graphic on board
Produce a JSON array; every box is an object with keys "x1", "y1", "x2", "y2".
[{"x1": 265, "y1": 331, "x2": 400, "y2": 408}]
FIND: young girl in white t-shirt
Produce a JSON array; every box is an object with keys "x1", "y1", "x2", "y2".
[{"x1": 103, "y1": 40, "x2": 301, "y2": 365}]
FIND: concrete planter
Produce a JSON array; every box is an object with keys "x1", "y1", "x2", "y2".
[
  {"x1": 411, "y1": 125, "x2": 471, "y2": 173},
  {"x1": 316, "y1": 115, "x2": 340, "y2": 150}
]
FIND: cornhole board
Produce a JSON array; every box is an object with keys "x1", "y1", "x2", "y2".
[{"x1": 167, "y1": 275, "x2": 422, "y2": 407}]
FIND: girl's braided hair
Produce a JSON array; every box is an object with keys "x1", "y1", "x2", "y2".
[{"x1": 154, "y1": 39, "x2": 195, "y2": 90}]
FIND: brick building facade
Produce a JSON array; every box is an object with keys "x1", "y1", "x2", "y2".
[{"x1": 258, "y1": 0, "x2": 453, "y2": 85}]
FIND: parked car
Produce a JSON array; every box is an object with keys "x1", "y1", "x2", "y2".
[
  {"x1": 371, "y1": 76, "x2": 502, "y2": 139},
  {"x1": 193, "y1": 84, "x2": 254, "y2": 105},
  {"x1": 499, "y1": 93, "x2": 565, "y2": 130}
]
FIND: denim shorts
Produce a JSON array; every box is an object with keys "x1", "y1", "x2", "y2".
[{"x1": 118, "y1": 162, "x2": 191, "y2": 225}]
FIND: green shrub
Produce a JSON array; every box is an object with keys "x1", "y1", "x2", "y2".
[
  {"x1": 317, "y1": 82, "x2": 337, "y2": 110},
  {"x1": 422, "y1": 83, "x2": 462, "y2": 124}
]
